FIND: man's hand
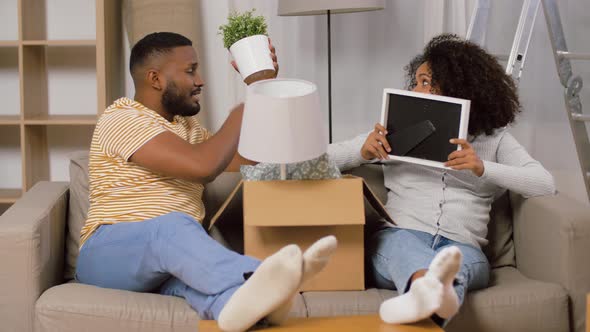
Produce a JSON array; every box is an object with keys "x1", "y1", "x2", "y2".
[
  {"x1": 361, "y1": 123, "x2": 392, "y2": 160},
  {"x1": 445, "y1": 138, "x2": 484, "y2": 176},
  {"x1": 231, "y1": 37, "x2": 279, "y2": 77}
]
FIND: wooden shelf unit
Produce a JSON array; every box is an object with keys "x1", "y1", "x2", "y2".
[
  {"x1": 0, "y1": 0, "x2": 124, "y2": 208},
  {"x1": 0, "y1": 41, "x2": 19, "y2": 47},
  {"x1": 22, "y1": 40, "x2": 97, "y2": 46},
  {"x1": 0, "y1": 116, "x2": 21, "y2": 125}
]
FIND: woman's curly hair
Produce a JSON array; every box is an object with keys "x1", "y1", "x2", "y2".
[{"x1": 405, "y1": 34, "x2": 521, "y2": 136}]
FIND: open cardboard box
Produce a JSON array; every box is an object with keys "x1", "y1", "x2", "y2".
[{"x1": 209, "y1": 175, "x2": 393, "y2": 291}]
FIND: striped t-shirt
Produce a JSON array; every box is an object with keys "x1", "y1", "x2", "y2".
[{"x1": 80, "y1": 97, "x2": 210, "y2": 246}]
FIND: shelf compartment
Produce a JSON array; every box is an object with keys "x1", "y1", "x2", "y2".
[
  {"x1": 21, "y1": 0, "x2": 47, "y2": 41},
  {"x1": 24, "y1": 114, "x2": 97, "y2": 125},
  {"x1": 46, "y1": 0, "x2": 96, "y2": 40},
  {"x1": 22, "y1": 45, "x2": 98, "y2": 120},
  {"x1": 22, "y1": 125, "x2": 49, "y2": 190},
  {"x1": 21, "y1": 45, "x2": 49, "y2": 121},
  {"x1": 0, "y1": 125, "x2": 22, "y2": 191},
  {"x1": 22, "y1": 0, "x2": 97, "y2": 41},
  {"x1": 47, "y1": 125, "x2": 94, "y2": 182},
  {"x1": 47, "y1": 46, "x2": 98, "y2": 117},
  {"x1": 0, "y1": 47, "x2": 20, "y2": 118}
]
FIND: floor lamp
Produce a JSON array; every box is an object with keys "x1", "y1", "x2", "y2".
[{"x1": 278, "y1": 0, "x2": 385, "y2": 143}]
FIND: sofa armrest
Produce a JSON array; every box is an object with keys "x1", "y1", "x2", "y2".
[
  {"x1": 512, "y1": 192, "x2": 590, "y2": 332},
  {"x1": 0, "y1": 181, "x2": 69, "y2": 332}
]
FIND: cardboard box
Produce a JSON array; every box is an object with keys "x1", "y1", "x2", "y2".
[{"x1": 209, "y1": 176, "x2": 393, "y2": 291}]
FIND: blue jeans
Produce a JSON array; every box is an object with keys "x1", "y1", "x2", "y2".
[
  {"x1": 367, "y1": 227, "x2": 490, "y2": 307},
  {"x1": 75, "y1": 212, "x2": 261, "y2": 320}
]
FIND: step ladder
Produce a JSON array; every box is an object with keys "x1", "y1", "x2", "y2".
[{"x1": 467, "y1": 0, "x2": 590, "y2": 202}]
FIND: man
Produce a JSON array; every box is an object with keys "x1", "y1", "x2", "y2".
[{"x1": 75, "y1": 32, "x2": 337, "y2": 332}]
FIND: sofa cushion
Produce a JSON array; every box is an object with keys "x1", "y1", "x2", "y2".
[
  {"x1": 36, "y1": 283, "x2": 307, "y2": 332},
  {"x1": 64, "y1": 151, "x2": 90, "y2": 279},
  {"x1": 302, "y1": 267, "x2": 569, "y2": 332},
  {"x1": 484, "y1": 192, "x2": 516, "y2": 268},
  {"x1": 446, "y1": 267, "x2": 569, "y2": 332}
]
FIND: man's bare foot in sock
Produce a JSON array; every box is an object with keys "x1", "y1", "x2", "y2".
[
  {"x1": 217, "y1": 244, "x2": 303, "y2": 332},
  {"x1": 425, "y1": 246, "x2": 462, "y2": 319},
  {"x1": 266, "y1": 235, "x2": 338, "y2": 325},
  {"x1": 302, "y1": 235, "x2": 338, "y2": 284},
  {"x1": 379, "y1": 276, "x2": 444, "y2": 324}
]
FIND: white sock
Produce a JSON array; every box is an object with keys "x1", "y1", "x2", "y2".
[
  {"x1": 217, "y1": 244, "x2": 302, "y2": 332},
  {"x1": 379, "y1": 276, "x2": 444, "y2": 324},
  {"x1": 301, "y1": 235, "x2": 338, "y2": 284},
  {"x1": 425, "y1": 246, "x2": 463, "y2": 319},
  {"x1": 266, "y1": 235, "x2": 338, "y2": 325}
]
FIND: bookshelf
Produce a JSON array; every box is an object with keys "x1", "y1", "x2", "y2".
[{"x1": 0, "y1": 0, "x2": 124, "y2": 210}]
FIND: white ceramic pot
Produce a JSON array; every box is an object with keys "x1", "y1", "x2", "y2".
[{"x1": 229, "y1": 34, "x2": 275, "y2": 84}]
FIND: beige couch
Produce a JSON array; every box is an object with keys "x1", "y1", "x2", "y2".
[{"x1": 1, "y1": 152, "x2": 589, "y2": 332}]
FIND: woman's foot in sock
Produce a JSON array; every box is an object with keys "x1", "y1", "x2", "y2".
[
  {"x1": 217, "y1": 244, "x2": 303, "y2": 332},
  {"x1": 266, "y1": 235, "x2": 338, "y2": 326},
  {"x1": 425, "y1": 246, "x2": 463, "y2": 319},
  {"x1": 379, "y1": 276, "x2": 444, "y2": 324}
]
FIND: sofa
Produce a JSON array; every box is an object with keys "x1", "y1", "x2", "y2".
[{"x1": 1, "y1": 152, "x2": 589, "y2": 332}]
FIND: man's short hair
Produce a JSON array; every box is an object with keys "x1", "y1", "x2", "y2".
[{"x1": 129, "y1": 32, "x2": 192, "y2": 75}]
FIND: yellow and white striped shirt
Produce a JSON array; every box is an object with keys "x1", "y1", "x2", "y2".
[{"x1": 80, "y1": 97, "x2": 210, "y2": 246}]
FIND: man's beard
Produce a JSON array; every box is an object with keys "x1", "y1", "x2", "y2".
[{"x1": 162, "y1": 81, "x2": 200, "y2": 117}]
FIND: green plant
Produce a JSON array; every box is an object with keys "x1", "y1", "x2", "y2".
[{"x1": 218, "y1": 9, "x2": 268, "y2": 49}]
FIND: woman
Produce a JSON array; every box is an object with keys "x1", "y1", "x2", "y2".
[{"x1": 328, "y1": 33, "x2": 556, "y2": 326}]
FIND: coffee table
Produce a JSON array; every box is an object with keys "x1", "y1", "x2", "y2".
[{"x1": 199, "y1": 315, "x2": 443, "y2": 332}]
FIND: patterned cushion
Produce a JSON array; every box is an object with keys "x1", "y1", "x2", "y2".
[{"x1": 241, "y1": 153, "x2": 341, "y2": 181}]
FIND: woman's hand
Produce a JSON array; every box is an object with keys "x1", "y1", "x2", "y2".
[
  {"x1": 361, "y1": 123, "x2": 392, "y2": 160},
  {"x1": 445, "y1": 138, "x2": 484, "y2": 176}
]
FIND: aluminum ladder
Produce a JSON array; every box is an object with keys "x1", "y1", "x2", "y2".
[{"x1": 467, "y1": 0, "x2": 590, "y2": 201}]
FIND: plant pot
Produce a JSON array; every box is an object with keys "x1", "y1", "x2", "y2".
[{"x1": 229, "y1": 35, "x2": 276, "y2": 85}]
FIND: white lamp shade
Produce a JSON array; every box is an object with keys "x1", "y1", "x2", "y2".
[
  {"x1": 239, "y1": 79, "x2": 327, "y2": 164},
  {"x1": 278, "y1": 0, "x2": 385, "y2": 16}
]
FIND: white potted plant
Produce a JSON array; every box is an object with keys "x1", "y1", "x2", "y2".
[{"x1": 219, "y1": 9, "x2": 275, "y2": 85}]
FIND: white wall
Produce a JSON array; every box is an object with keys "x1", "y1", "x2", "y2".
[{"x1": 171, "y1": 0, "x2": 589, "y2": 204}]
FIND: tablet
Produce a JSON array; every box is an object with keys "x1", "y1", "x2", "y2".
[{"x1": 378, "y1": 88, "x2": 470, "y2": 169}]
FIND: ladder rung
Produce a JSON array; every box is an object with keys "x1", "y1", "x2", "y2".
[
  {"x1": 557, "y1": 51, "x2": 590, "y2": 60},
  {"x1": 572, "y1": 113, "x2": 590, "y2": 121}
]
